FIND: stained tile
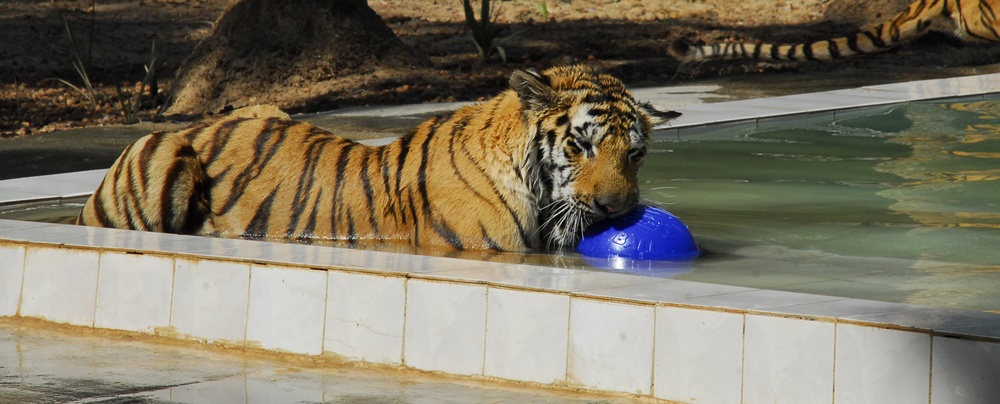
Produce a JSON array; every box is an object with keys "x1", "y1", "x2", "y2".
[
  {"x1": 20, "y1": 247, "x2": 100, "y2": 326},
  {"x1": 679, "y1": 288, "x2": 841, "y2": 311},
  {"x1": 403, "y1": 280, "x2": 487, "y2": 376},
  {"x1": 324, "y1": 271, "x2": 406, "y2": 365},
  {"x1": 743, "y1": 314, "x2": 835, "y2": 404},
  {"x1": 567, "y1": 298, "x2": 654, "y2": 395},
  {"x1": 94, "y1": 229, "x2": 206, "y2": 253},
  {"x1": 484, "y1": 288, "x2": 569, "y2": 384},
  {"x1": 937, "y1": 322, "x2": 1000, "y2": 340},
  {"x1": 0, "y1": 224, "x2": 70, "y2": 242},
  {"x1": 849, "y1": 308, "x2": 1000, "y2": 332},
  {"x1": 246, "y1": 265, "x2": 326, "y2": 355},
  {"x1": 414, "y1": 260, "x2": 587, "y2": 285},
  {"x1": 654, "y1": 307, "x2": 743, "y2": 403},
  {"x1": 767, "y1": 297, "x2": 925, "y2": 320},
  {"x1": 584, "y1": 278, "x2": 755, "y2": 304},
  {"x1": 932, "y1": 337, "x2": 1000, "y2": 404},
  {"x1": 0, "y1": 244, "x2": 25, "y2": 316},
  {"x1": 0, "y1": 190, "x2": 54, "y2": 205},
  {"x1": 834, "y1": 324, "x2": 930, "y2": 404},
  {"x1": 232, "y1": 242, "x2": 355, "y2": 268},
  {"x1": 171, "y1": 258, "x2": 250, "y2": 344},
  {"x1": 0, "y1": 169, "x2": 105, "y2": 199},
  {"x1": 94, "y1": 252, "x2": 173, "y2": 333},
  {"x1": 495, "y1": 270, "x2": 651, "y2": 294},
  {"x1": 1, "y1": 223, "x2": 139, "y2": 249},
  {"x1": 0, "y1": 219, "x2": 53, "y2": 232}
]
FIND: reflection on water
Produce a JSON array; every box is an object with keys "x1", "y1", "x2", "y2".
[
  {"x1": 877, "y1": 101, "x2": 1000, "y2": 229},
  {"x1": 870, "y1": 101, "x2": 1000, "y2": 310},
  {"x1": 646, "y1": 99, "x2": 1000, "y2": 312}
]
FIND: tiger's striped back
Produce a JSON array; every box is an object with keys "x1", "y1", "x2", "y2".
[
  {"x1": 77, "y1": 65, "x2": 680, "y2": 252},
  {"x1": 670, "y1": 0, "x2": 1000, "y2": 63}
]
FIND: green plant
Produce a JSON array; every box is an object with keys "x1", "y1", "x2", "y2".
[
  {"x1": 538, "y1": 1, "x2": 549, "y2": 20},
  {"x1": 52, "y1": 15, "x2": 98, "y2": 106},
  {"x1": 462, "y1": 0, "x2": 524, "y2": 63},
  {"x1": 116, "y1": 40, "x2": 157, "y2": 124}
]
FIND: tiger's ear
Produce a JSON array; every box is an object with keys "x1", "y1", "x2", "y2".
[
  {"x1": 510, "y1": 69, "x2": 558, "y2": 111},
  {"x1": 641, "y1": 101, "x2": 682, "y2": 126}
]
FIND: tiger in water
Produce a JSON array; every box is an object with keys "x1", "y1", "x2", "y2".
[
  {"x1": 76, "y1": 65, "x2": 680, "y2": 252},
  {"x1": 670, "y1": 0, "x2": 1000, "y2": 63}
]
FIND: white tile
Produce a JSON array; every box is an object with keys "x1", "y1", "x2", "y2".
[
  {"x1": 654, "y1": 307, "x2": 743, "y2": 403},
  {"x1": 324, "y1": 271, "x2": 405, "y2": 365},
  {"x1": 246, "y1": 265, "x2": 326, "y2": 355},
  {"x1": 567, "y1": 298, "x2": 654, "y2": 395},
  {"x1": 403, "y1": 280, "x2": 487, "y2": 376},
  {"x1": 171, "y1": 258, "x2": 250, "y2": 344},
  {"x1": 495, "y1": 270, "x2": 650, "y2": 293},
  {"x1": 679, "y1": 288, "x2": 841, "y2": 311},
  {"x1": 0, "y1": 169, "x2": 105, "y2": 198},
  {"x1": 0, "y1": 244, "x2": 25, "y2": 316},
  {"x1": 20, "y1": 247, "x2": 100, "y2": 326},
  {"x1": 0, "y1": 219, "x2": 52, "y2": 232},
  {"x1": 484, "y1": 288, "x2": 569, "y2": 384},
  {"x1": 94, "y1": 252, "x2": 173, "y2": 333},
  {"x1": 743, "y1": 315, "x2": 835, "y2": 404},
  {"x1": 585, "y1": 279, "x2": 755, "y2": 304},
  {"x1": 932, "y1": 337, "x2": 1000, "y2": 404},
  {"x1": 835, "y1": 324, "x2": 930, "y2": 404},
  {"x1": 0, "y1": 190, "x2": 53, "y2": 204}
]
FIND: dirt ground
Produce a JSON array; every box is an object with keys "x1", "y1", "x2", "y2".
[{"x1": 3, "y1": 0, "x2": 1000, "y2": 137}]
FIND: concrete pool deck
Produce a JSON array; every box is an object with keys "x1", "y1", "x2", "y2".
[
  {"x1": 2, "y1": 74, "x2": 1000, "y2": 403},
  {"x1": 0, "y1": 318, "x2": 637, "y2": 403}
]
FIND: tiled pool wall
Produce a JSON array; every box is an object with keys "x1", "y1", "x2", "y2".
[
  {"x1": 3, "y1": 74, "x2": 1000, "y2": 403},
  {"x1": 3, "y1": 229, "x2": 1000, "y2": 403}
]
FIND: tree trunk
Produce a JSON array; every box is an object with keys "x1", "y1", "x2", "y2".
[{"x1": 162, "y1": 0, "x2": 427, "y2": 116}]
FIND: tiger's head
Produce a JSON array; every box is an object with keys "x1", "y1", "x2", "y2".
[{"x1": 511, "y1": 65, "x2": 681, "y2": 250}]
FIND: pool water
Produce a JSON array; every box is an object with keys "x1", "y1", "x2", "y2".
[
  {"x1": 3, "y1": 99, "x2": 999, "y2": 312},
  {"x1": 0, "y1": 199, "x2": 83, "y2": 225},
  {"x1": 646, "y1": 99, "x2": 1000, "y2": 311}
]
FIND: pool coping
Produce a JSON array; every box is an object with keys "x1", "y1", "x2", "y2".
[{"x1": 3, "y1": 73, "x2": 1000, "y2": 402}]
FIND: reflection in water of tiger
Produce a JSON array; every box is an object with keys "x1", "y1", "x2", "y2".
[{"x1": 874, "y1": 100, "x2": 1000, "y2": 310}]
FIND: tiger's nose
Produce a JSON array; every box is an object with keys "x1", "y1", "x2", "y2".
[{"x1": 594, "y1": 194, "x2": 636, "y2": 216}]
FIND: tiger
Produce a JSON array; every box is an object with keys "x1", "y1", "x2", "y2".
[
  {"x1": 76, "y1": 65, "x2": 680, "y2": 252},
  {"x1": 669, "y1": 0, "x2": 1000, "y2": 63}
]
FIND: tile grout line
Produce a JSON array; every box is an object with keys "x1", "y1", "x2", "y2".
[
  {"x1": 167, "y1": 256, "x2": 176, "y2": 335},
  {"x1": 564, "y1": 295, "x2": 573, "y2": 385},
  {"x1": 91, "y1": 251, "x2": 101, "y2": 328},
  {"x1": 319, "y1": 269, "x2": 330, "y2": 355},
  {"x1": 927, "y1": 335, "x2": 934, "y2": 404},
  {"x1": 400, "y1": 276, "x2": 409, "y2": 367},
  {"x1": 831, "y1": 321, "x2": 838, "y2": 404},
  {"x1": 15, "y1": 245, "x2": 26, "y2": 317},
  {"x1": 242, "y1": 263, "x2": 252, "y2": 346},
  {"x1": 649, "y1": 304, "x2": 657, "y2": 398},
  {"x1": 739, "y1": 312, "x2": 747, "y2": 404},
  {"x1": 480, "y1": 286, "x2": 490, "y2": 377}
]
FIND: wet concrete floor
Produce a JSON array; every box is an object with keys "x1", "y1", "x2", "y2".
[{"x1": 0, "y1": 319, "x2": 631, "y2": 403}]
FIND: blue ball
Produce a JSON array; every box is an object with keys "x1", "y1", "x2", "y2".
[{"x1": 577, "y1": 205, "x2": 700, "y2": 262}]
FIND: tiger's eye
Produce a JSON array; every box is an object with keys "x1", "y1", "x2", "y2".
[{"x1": 566, "y1": 138, "x2": 583, "y2": 156}]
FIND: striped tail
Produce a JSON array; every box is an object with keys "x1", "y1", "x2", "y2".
[{"x1": 670, "y1": 0, "x2": 946, "y2": 62}]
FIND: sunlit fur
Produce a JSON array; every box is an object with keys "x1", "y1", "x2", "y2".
[
  {"x1": 670, "y1": 0, "x2": 1000, "y2": 63},
  {"x1": 77, "y1": 65, "x2": 680, "y2": 252}
]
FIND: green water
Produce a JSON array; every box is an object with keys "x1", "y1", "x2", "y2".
[{"x1": 642, "y1": 100, "x2": 1000, "y2": 310}]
